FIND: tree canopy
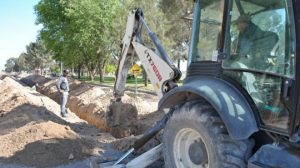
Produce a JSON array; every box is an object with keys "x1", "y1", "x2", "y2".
[
  {"x1": 10, "y1": 0, "x2": 193, "y2": 81},
  {"x1": 4, "y1": 40, "x2": 53, "y2": 74},
  {"x1": 35, "y1": 0, "x2": 122, "y2": 80}
]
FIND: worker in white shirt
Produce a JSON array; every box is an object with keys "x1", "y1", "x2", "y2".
[{"x1": 56, "y1": 69, "x2": 70, "y2": 117}]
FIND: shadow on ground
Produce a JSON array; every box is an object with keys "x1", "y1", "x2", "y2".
[
  {"x1": 0, "y1": 104, "x2": 116, "y2": 168},
  {"x1": 0, "y1": 104, "x2": 68, "y2": 135},
  {"x1": 0, "y1": 138, "x2": 93, "y2": 168}
]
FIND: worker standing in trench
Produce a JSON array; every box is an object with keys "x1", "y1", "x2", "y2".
[{"x1": 56, "y1": 69, "x2": 70, "y2": 117}]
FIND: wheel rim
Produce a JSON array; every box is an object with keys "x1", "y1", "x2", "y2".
[{"x1": 173, "y1": 128, "x2": 209, "y2": 168}]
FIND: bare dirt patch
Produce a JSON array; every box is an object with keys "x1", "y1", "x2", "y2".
[
  {"x1": 0, "y1": 76, "x2": 116, "y2": 168},
  {"x1": 21, "y1": 75, "x2": 162, "y2": 139},
  {"x1": 20, "y1": 75, "x2": 165, "y2": 167}
]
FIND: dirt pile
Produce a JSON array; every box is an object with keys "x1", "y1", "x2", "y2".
[
  {"x1": 0, "y1": 77, "x2": 29, "y2": 116},
  {"x1": 14, "y1": 71, "x2": 30, "y2": 79},
  {"x1": 21, "y1": 75, "x2": 161, "y2": 138},
  {"x1": 0, "y1": 76, "x2": 116, "y2": 167},
  {"x1": 30, "y1": 78, "x2": 118, "y2": 131},
  {"x1": 0, "y1": 121, "x2": 87, "y2": 165},
  {"x1": 21, "y1": 74, "x2": 51, "y2": 87},
  {"x1": 106, "y1": 101, "x2": 138, "y2": 138}
]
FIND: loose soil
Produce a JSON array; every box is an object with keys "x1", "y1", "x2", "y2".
[
  {"x1": 0, "y1": 76, "x2": 116, "y2": 168},
  {"x1": 21, "y1": 75, "x2": 163, "y2": 138},
  {"x1": 2, "y1": 75, "x2": 165, "y2": 167}
]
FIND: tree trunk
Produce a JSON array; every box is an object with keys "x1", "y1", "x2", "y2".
[
  {"x1": 88, "y1": 69, "x2": 94, "y2": 81},
  {"x1": 72, "y1": 63, "x2": 74, "y2": 75},
  {"x1": 98, "y1": 59, "x2": 106, "y2": 83},
  {"x1": 88, "y1": 70, "x2": 95, "y2": 81},
  {"x1": 40, "y1": 66, "x2": 43, "y2": 76},
  {"x1": 99, "y1": 67, "x2": 104, "y2": 82},
  {"x1": 77, "y1": 64, "x2": 82, "y2": 79},
  {"x1": 87, "y1": 64, "x2": 96, "y2": 81},
  {"x1": 90, "y1": 73, "x2": 94, "y2": 81},
  {"x1": 60, "y1": 62, "x2": 63, "y2": 75},
  {"x1": 142, "y1": 66, "x2": 148, "y2": 87}
]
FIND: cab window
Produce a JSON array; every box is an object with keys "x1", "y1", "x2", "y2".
[
  {"x1": 190, "y1": 0, "x2": 224, "y2": 62},
  {"x1": 224, "y1": 0, "x2": 295, "y2": 78},
  {"x1": 223, "y1": 0, "x2": 296, "y2": 130}
]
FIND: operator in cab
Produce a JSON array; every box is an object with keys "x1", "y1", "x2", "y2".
[{"x1": 231, "y1": 15, "x2": 278, "y2": 71}]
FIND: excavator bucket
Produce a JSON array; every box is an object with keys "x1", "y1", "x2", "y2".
[
  {"x1": 106, "y1": 100, "x2": 138, "y2": 138},
  {"x1": 106, "y1": 100, "x2": 122, "y2": 128}
]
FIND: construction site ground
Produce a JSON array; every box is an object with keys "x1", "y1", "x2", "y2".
[{"x1": 0, "y1": 73, "x2": 164, "y2": 168}]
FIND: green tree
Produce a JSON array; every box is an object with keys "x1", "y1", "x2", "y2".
[
  {"x1": 35, "y1": 0, "x2": 121, "y2": 81},
  {"x1": 35, "y1": 0, "x2": 74, "y2": 74},
  {"x1": 65, "y1": 0, "x2": 121, "y2": 81},
  {"x1": 5, "y1": 57, "x2": 18, "y2": 72},
  {"x1": 18, "y1": 52, "x2": 29, "y2": 71},
  {"x1": 110, "y1": 0, "x2": 176, "y2": 85},
  {"x1": 105, "y1": 64, "x2": 117, "y2": 74},
  {"x1": 24, "y1": 40, "x2": 53, "y2": 75},
  {"x1": 35, "y1": 0, "x2": 191, "y2": 82},
  {"x1": 159, "y1": 0, "x2": 193, "y2": 62}
]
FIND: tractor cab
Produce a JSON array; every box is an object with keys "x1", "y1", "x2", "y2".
[
  {"x1": 110, "y1": 0, "x2": 300, "y2": 167},
  {"x1": 160, "y1": 0, "x2": 300, "y2": 166},
  {"x1": 187, "y1": 0, "x2": 299, "y2": 137}
]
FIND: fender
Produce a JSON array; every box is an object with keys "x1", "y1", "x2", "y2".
[{"x1": 159, "y1": 76, "x2": 258, "y2": 140}]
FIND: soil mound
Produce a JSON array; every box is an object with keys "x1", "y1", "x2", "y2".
[
  {"x1": 0, "y1": 76, "x2": 116, "y2": 167},
  {"x1": 21, "y1": 74, "x2": 51, "y2": 87},
  {"x1": 22, "y1": 75, "x2": 161, "y2": 138}
]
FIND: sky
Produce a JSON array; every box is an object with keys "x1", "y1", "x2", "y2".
[{"x1": 0, "y1": 0, "x2": 41, "y2": 70}]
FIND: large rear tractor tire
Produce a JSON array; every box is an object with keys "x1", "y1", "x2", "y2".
[{"x1": 163, "y1": 100, "x2": 254, "y2": 168}]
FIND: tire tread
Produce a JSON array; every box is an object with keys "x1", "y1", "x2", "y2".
[{"x1": 163, "y1": 100, "x2": 254, "y2": 168}]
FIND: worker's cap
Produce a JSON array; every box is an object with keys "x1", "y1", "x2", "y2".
[
  {"x1": 63, "y1": 69, "x2": 70, "y2": 74},
  {"x1": 233, "y1": 15, "x2": 251, "y2": 24}
]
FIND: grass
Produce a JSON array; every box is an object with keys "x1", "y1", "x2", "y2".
[
  {"x1": 74, "y1": 76, "x2": 183, "y2": 91},
  {"x1": 74, "y1": 76, "x2": 155, "y2": 90}
]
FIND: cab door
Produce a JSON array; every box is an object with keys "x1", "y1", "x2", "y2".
[
  {"x1": 222, "y1": 0, "x2": 297, "y2": 135},
  {"x1": 292, "y1": 0, "x2": 300, "y2": 136}
]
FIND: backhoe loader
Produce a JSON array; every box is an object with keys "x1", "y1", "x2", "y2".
[{"x1": 106, "y1": 0, "x2": 300, "y2": 167}]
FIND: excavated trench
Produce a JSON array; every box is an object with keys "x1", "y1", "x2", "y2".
[
  {"x1": 21, "y1": 75, "x2": 163, "y2": 139},
  {"x1": 0, "y1": 74, "x2": 165, "y2": 167},
  {"x1": 0, "y1": 75, "x2": 121, "y2": 168}
]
